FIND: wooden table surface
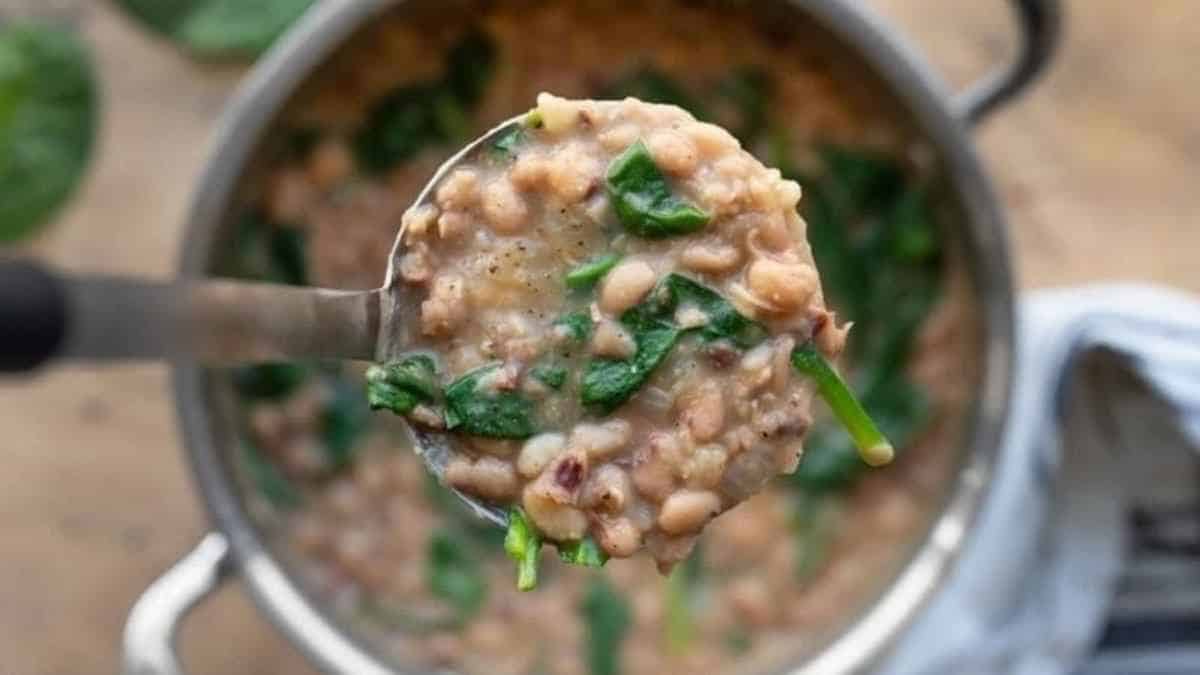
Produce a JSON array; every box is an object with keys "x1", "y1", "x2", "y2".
[{"x1": 1, "y1": 2, "x2": 1197, "y2": 673}]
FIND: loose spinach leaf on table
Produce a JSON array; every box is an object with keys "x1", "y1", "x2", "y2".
[
  {"x1": 606, "y1": 140, "x2": 710, "y2": 238},
  {"x1": 444, "y1": 363, "x2": 539, "y2": 439},
  {"x1": 426, "y1": 530, "x2": 487, "y2": 619},
  {"x1": 116, "y1": 0, "x2": 314, "y2": 60},
  {"x1": 580, "y1": 576, "x2": 632, "y2": 675},
  {"x1": 0, "y1": 23, "x2": 97, "y2": 243}
]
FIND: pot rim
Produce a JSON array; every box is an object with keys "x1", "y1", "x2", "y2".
[{"x1": 172, "y1": 1, "x2": 1016, "y2": 673}]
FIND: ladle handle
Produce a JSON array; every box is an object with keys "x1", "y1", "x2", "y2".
[{"x1": 0, "y1": 259, "x2": 381, "y2": 372}]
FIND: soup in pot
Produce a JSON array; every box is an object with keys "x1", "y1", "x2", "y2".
[{"x1": 217, "y1": 1, "x2": 977, "y2": 673}]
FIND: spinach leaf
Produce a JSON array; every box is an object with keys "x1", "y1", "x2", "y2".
[
  {"x1": 600, "y1": 66, "x2": 707, "y2": 119},
  {"x1": 790, "y1": 490, "x2": 837, "y2": 581},
  {"x1": 355, "y1": 83, "x2": 455, "y2": 173},
  {"x1": 492, "y1": 126, "x2": 524, "y2": 158},
  {"x1": 792, "y1": 342, "x2": 893, "y2": 468},
  {"x1": 354, "y1": 30, "x2": 497, "y2": 172},
  {"x1": 427, "y1": 530, "x2": 487, "y2": 618},
  {"x1": 529, "y1": 363, "x2": 568, "y2": 391},
  {"x1": 580, "y1": 576, "x2": 632, "y2": 675},
  {"x1": 553, "y1": 312, "x2": 593, "y2": 343},
  {"x1": 443, "y1": 29, "x2": 496, "y2": 107},
  {"x1": 233, "y1": 362, "x2": 309, "y2": 401},
  {"x1": 240, "y1": 441, "x2": 302, "y2": 509},
  {"x1": 226, "y1": 212, "x2": 309, "y2": 285},
  {"x1": 504, "y1": 507, "x2": 543, "y2": 591},
  {"x1": 557, "y1": 537, "x2": 609, "y2": 568},
  {"x1": 715, "y1": 66, "x2": 771, "y2": 145},
  {"x1": 580, "y1": 308, "x2": 680, "y2": 413},
  {"x1": 444, "y1": 363, "x2": 539, "y2": 439},
  {"x1": 365, "y1": 354, "x2": 439, "y2": 415},
  {"x1": 117, "y1": 0, "x2": 314, "y2": 60},
  {"x1": 320, "y1": 375, "x2": 370, "y2": 470},
  {"x1": 662, "y1": 274, "x2": 767, "y2": 348},
  {"x1": 580, "y1": 275, "x2": 762, "y2": 411},
  {"x1": 268, "y1": 225, "x2": 308, "y2": 286},
  {"x1": 566, "y1": 253, "x2": 622, "y2": 290},
  {"x1": 0, "y1": 23, "x2": 97, "y2": 243},
  {"x1": 606, "y1": 140, "x2": 710, "y2": 238}
]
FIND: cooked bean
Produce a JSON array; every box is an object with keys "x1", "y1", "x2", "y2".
[
  {"x1": 523, "y1": 483, "x2": 588, "y2": 540},
  {"x1": 435, "y1": 168, "x2": 479, "y2": 210},
  {"x1": 569, "y1": 420, "x2": 632, "y2": 460},
  {"x1": 745, "y1": 258, "x2": 819, "y2": 313},
  {"x1": 658, "y1": 489, "x2": 722, "y2": 534},
  {"x1": 682, "y1": 444, "x2": 728, "y2": 489},
  {"x1": 481, "y1": 177, "x2": 528, "y2": 234},
  {"x1": 518, "y1": 432, "x2": 567, "y2": 478},
  {"x1": 599, "y1": 259, "x2": 656, "y2": 314},
  {"x1": 590, "y1": 319, "x2": 636, "y2": 358},
  {"x1": 646, "y1": 128, "x2": 699, "y2": 176},
  {"x1": 680, "y1": 240, "x2": 742, "y2": 274},
  {"x1": 580, "y1": 463, "x2": 630, "y2": 513},
  {"x1": 420, "y1": 273, "x2": 468, "y2": 336},
  {"x1": 444, "y1": 455, "x2": 519, "y2": 501},
  {"x1": 595, "y1": 516, "x2": 642, "y2": 558},
  {"x1": 676, "y1": 380, "x2": 725, "y2": 442}
]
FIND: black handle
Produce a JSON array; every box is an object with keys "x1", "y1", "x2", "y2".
[
  {"x1": 0, "y1": 260, "x2": 68, "y2": 373},
  {"x1": 957, "y1": 0, "x2": 1063, "y2": 126}
]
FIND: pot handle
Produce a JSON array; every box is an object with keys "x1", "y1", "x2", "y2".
[
  {"x1": 122, "y1": 533, "x2": 234, "y2": 675},
  {"x1": 956, "y1": 0, "x2": 1063, "y2": 126}
]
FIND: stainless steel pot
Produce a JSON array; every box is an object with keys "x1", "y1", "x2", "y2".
[{"x1": 122, "y1": 1, "x2": 1068, "y2": 673}]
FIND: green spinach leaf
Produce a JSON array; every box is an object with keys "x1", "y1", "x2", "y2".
[
  {"x1": 365, "y1": 354, "x2": 439, "y2": 415},
  {"x1": 427, "y1": 530, "x2": 487, "y2": 618},
  {"x1": 554, "y1": 312, "x2": 593, "y2": 343},
  {"x1": 580, "y1": 576, "x2": 632, "y2": 675},
  {"x1": 529, "y1": 363, "x2": 568, "y2": 391},
  {"x1": 117, "y1": 0, "x2": 314, "y2": 60},
  {"x1": 566, "y1": 253, "x2": 622, "y2": 290},
  {"x1": 444, "y1": 363, "x2": 539, "y2": 439},
  {"x1": 580, "y1": 308, "x2": 680, "y2": 413},
  {"x1": 662, "y1": 274, "x2": 767, "y2": 348},
  {"x1": 504, "y1": 507, "x2": 543, "y2": 591},
  {"x1": 233, "y1": 362, "x2": 309, "y2": 401},
  {"x1": 240, "y1": 440, "x2": 302, "y2": 509},
  {"x1": 606, "y1": 140, "x2": 710, "y2": 238},
  {"x1": 354, "y1": 30, "x2": 497, "y2": 172},
  {"x1": 557, "y1": 537, "x2": 608, "y2": 568},
  {"x1": 0, "y1": 23, "x2": 97, "y2": 243},
  {"x1": 664, "y1": 544, "x2": 704, "y2": 653},
  {"x1": 320, "y1": 376, "x2": 370, "y2": 470}
]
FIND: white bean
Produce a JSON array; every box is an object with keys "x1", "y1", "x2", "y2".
[
  {"x1": 518, "y1": 432, "x2": 566, "y2": 478},
  {"x1": 658, "y1": 490, "x2": 722, "y2": 535},
  {"x1": 600, "y1": 260, "x2": 656, "y2": 314}
]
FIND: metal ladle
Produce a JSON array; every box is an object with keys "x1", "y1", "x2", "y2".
[{"x1": 0, "y1": 116, "x2": 527, "y2": 525}]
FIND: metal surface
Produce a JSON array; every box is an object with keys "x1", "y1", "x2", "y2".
[
  {"x1": 955, "y1": 0, "x2": 1063, "y2": 125},
  {"x1": 129, "y1": 0, "x2": 1063, "y2": 673},
  {"x1": 60, "y1": 276, "x2": 380, "y2": 363},
  {"x1": 122, "y1": 534, "x2": 232, "y2": 675}
]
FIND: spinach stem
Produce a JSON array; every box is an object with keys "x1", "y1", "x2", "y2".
[{"x1": 791, "y1": 342, "x2": 894, "y2": 467}]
